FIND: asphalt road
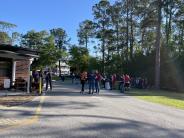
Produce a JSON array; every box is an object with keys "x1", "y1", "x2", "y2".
[{"x1": 0, "y1": 81, "x2": 184, "y2": 138}]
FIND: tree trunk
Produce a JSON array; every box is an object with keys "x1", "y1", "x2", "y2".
[
  {"x1": 166, "y1": 0, "x2": 173, "y2": 47},
  {"x1": 102, "y1": 22, "x2": 105, "y2": 74},
  {"x1": 165, "y1": 3, "x2": 169, "y2": 47},
  {"x1": 182, "y1": 23, "x2": 184, "y2": 46},
  {"x1": 130, "y1": 8, "x2": 134, "y2": 60},
  {"x1": 59, "y1": 60, "x2": 61, "y2": 77},
  {"x1": 155, "y1": 0, "x2": 162, "y2": 89},
  {"x1": 85, "y1": 35, "x2": 88, "y2": 49},
  {"x1": 116, "y1": 23, "x2": 120, "y2": 56},
  {"x1": 126, "y1": 0, "x2": 129, "y2": 61}
]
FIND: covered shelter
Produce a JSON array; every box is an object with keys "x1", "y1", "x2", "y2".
[{"x1": 0, "y1": 44, "x2": 39, "y2": 93}]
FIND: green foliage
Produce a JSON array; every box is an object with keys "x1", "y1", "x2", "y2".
[
  {"x1": 21, "y1": 30, "x2": 49, "y2": 50},
  {"x1": 77, "y1": 20, "x2": 95, "y2": 49},
  {"x1": 88, "y1": 57, "x2": 101, "y2": 72},
  {"x1": 80, "y1": 0, "x2": 184, "y2": 91},
  {"x1": 0, "y1": 21, "x2": 17, "y2": 31},
  {"x1": 21, "y1": 30, "x2": 66, "y2": 69},
  {"x1": 0, "y1": 21, "x2": 17, "y2": 45},
  {"x1": 11, "y1": 32, "x2": 21, "y2": 45},
  {"x1": 69, "y1": 45, "x2": 89, "y2": 73},
  {"x1": 0, "y1": 32, "x2": 11, "y2": 44},
  {"x1": 50, "y1": 28, "x2": 69, "y2": 50}
]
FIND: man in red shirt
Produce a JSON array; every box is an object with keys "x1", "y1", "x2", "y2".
[{"x1": 125, "y1": 74, "x2": 130, "y2": 90}]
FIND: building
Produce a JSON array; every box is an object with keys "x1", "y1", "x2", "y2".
[
  {"x1": 0, "y1": 44, "x2": 39, "y2": 92},
  {"x1": 55, "y1": 61, "x2": 70, "y2": 75}
]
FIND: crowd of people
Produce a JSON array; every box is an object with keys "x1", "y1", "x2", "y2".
[
  {"x1": 70, "y1": 71, "x2": 149, "y2": 94},
  {"x1": 31, "y1": 69, "x2": 52, "y2": 94},
  {"x1": 79, "y1": 70, "x2": 101, "y2": 94},
  {"x1": 31, "y1": 68, "x2": 148, "y2": 95},
  {"x1": 70, "y1": 71, "x2": 132, "y2": 94}
]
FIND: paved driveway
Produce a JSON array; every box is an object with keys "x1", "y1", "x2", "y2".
[{"x1": 0, "y1": 81, "x2": 184, "y2": 138}]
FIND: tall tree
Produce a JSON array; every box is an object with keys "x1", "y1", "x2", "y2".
[
  {"x1": 21, "y1": 30, "x2": 49, "y2": 49},
  {"x1": 109, "y1": 1, "x2": 122, "y2": 56},
  {"x1": 69, "y1": 45, "x2": 89, "y2": 73},
  {"x1": 77, "y1": 20, "x2": 95, "y2": 49},
  {"x1": 155, "y1": 0, "x2": 162, "y2": 89},
  {"x1": 92, "y1": 0, "x2": 111, "y2": 74},
  {"x1": 0, "y1": 21, "x2": 16, "y2": 31},
  {"x1": 0, "y1": 32, "x2": 11, "y2": 44},
  {"x1": 173, "y1": 0, "x2": 184, "y2": 53},
  {"x1": 50, "y1": 28, "x2": 69, "y2": 76},
  {"x1": 0, "y1": 21, "x2": 17, "y2": 44},
  {"x1": 21, "y1": 30, "x2": 65, "y2": 69},
  {"x1": 125, "y1": 0, "x2": 130, "y2": 61},
  {"x1": 32, "y1": 35, "x2": 65, "y2": 68}
]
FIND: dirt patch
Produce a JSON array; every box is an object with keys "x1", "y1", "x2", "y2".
[{"x1": 0, "y1": 95, "x2": 36, "y2": 107}]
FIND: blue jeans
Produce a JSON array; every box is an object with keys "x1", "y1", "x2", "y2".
[
  {"x1": 89, "y1": 80, "x2": 95, "y2": 93},
  {"x1": 119, "y1": 82, "x2": 124, "y2": 93},
  {"x1": 95, "y1": 81, "x2": 100, "y2": 93}
]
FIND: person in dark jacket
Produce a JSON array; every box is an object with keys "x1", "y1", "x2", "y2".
[
  {"x1": 88, "y1": 71, "x2": 95, "y2": 94},
  {"x1": 45, "y1": 69, "x2": 52, "y2": 91},
  {"x1": 95, "y1": 70, "x2": 101, "y2": 93}
]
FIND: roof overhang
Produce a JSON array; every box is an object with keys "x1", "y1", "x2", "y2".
[{"x1": 0, "y1": 44, "x2": 39, "y2": 60}]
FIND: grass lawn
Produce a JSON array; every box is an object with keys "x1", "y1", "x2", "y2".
[{"x1": 126, "y1": 89, "x2": 184, "y2": 110}]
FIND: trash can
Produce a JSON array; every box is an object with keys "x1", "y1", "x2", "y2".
[{"x1": 105, "y1": 80, "x2": 110, "y2": 90}]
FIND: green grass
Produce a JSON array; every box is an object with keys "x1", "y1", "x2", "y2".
[{"x1": 126, "y1": 89, "x2": 184, "y2": 109}]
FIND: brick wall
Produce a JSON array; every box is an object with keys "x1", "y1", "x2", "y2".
[
  {"x1": 0, "y1": 60, "x2": 30, "y2": 89},
  {"x1": 15, "y1": 60, "x2": 29, "y2": 81}
]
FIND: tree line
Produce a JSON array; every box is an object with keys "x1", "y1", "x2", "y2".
[
  {"x1": 0, "y1": 0, "x2": 184, "y2": 91},
  {"x1": 77, "y1": 0, "x2": 184, "y2": 91}
]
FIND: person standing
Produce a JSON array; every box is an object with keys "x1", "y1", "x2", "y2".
[
  {"x1": 101, "y1": 74, "x2": 106, "y2": 89},
  {"x1": 71, "y1": 73, "x2": 75, "y2": 84},
  {"x1": 45, "y1": 69, "x2": 52, "y2": 91},
  {"x1": 88, "y1": 71, "x2": 95, "y2": 94},
  {"x1": 119, "y1": 74, "x2": 125, "y2": 93},
  {"x1": 125, "y1": 74, "x2": 130, "y2": 90},
  {"x1": 80, "y1": 71, "x2": 87, "y2": 93},
  {"x1": 32, "y1": 70, "x2": 39, "y2": 93},
  {"x1": 95, "y1": 70, "x2": 101, "y2": 94},
  {"x1": 111, "y1": 74, "x2": 117, "y2": 90}
]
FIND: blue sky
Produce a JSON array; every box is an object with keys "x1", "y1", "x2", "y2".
[{"x1": 1, "y1": 0, "x2": 114, "y2": 45}]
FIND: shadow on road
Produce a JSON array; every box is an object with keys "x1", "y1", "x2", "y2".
[
  {"x1": 2, "y1": 113, "x2": 184, "y2": 138},
  {"x1": 54, "y1": 81, "x2": 184, "y2": 101}
]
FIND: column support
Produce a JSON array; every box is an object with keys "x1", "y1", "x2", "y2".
[
  {"x1": 27, "y1": 58, "x2": 33, "y2": 93},
  {"x1": 12, "y1": 60, "x2": 16, "y2": 86}
]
